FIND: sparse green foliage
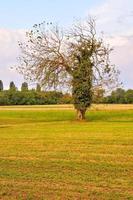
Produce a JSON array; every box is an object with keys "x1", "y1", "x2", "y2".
[{"x1": 18, "y1": 18, "x2": 119, "y2": 120}]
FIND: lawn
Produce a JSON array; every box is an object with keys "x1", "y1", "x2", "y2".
[{"x1": 0, "y1": 105, "x2": 133, "y2": 199}]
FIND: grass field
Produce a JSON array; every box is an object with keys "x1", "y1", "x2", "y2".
[{"x1": 0, "y1": 104, "x2": 133, "y2": 200}]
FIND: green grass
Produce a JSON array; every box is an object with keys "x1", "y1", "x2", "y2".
[{"x1": 0, "y1": 105, "x2": 133, "y2": 199}]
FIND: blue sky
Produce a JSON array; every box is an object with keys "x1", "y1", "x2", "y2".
[
  {"x1": 0, "y1": 0, "x2": 104, "y2": 29},
  {"x1": 0, "y1": 0, "x2": 133, "y2": 89}
]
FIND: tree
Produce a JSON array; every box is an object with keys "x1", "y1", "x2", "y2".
[
  {"x1": 9, "y1": 81, "x2": 17, "y2": 91},
  {"x1": 92, "y1": 87, "x2": 105, "y2": 103},
  {"x1": 18, "y1": 18, "x2": 119, "y2": 120},
  {"x1": 0, "y1": 80, "x2": 3, "y2": 91},
  {"x1": 21, "y1": 82, "x2": 28, "y2": 91},
  {"x1": 125, "y1": 89, "x2": 133, "y2": 103},
  {"x1": 36, "y1": 83, "x2": 41, "y2": 92},
  {"x1": 110, "y1": 88, "x2": 125, "y2": 103}
]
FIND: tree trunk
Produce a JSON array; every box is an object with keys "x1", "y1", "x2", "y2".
[{"x1": 77, "y1": 109, "x2": 86, "y2": 120}]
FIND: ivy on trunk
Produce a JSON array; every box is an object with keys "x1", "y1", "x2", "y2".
[{"x1": 18, "y1": 17, "x2": 119, "y2": 120}]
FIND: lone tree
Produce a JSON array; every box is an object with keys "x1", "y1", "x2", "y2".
[{"x1": 18, "y1": 18, "x2": 119, "y2": 120}]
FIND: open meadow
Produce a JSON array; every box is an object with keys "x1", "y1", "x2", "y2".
[{"x1": 0, "y1": 104, "x2": 133, "y2": 199}]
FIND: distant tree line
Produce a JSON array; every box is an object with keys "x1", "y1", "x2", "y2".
[
  {"x1": 0, "y1": 80, "x2": 72, "y2": 105},
  {"x1": 103, "y1": 88, "x2": 133, "y2": 104},
  {"x1": 0, "y1": 80, "x2": 132, "y2": 105}
]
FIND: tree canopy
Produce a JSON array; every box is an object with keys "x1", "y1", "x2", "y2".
[
  {"x1": 0, "y1": 80, "x2": 132, "y2": 105},
  {"x1": 18, "y1": 17, "x2": 119, "y2": 120}
]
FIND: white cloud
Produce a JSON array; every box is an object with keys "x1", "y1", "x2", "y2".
[
  {"x1": 89, "y1": 0, "x2": 133, "y2": 88},
  {"x1": 0, "y1": 0, "x2": 133, "y2": 90},
  {"x1": 0, "y1": 29, "x2": 25, "y2": 89},
  {"x1": 109, "y1": 35, "x2": 133, "y2": 87},
  {"x1": 89, "y1": 0, "x2": 133, "y2": 35}
]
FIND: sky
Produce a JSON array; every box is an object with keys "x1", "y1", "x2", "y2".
[{"x1": 0, "y1": 0, "x2": 133, "y2": 89}]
